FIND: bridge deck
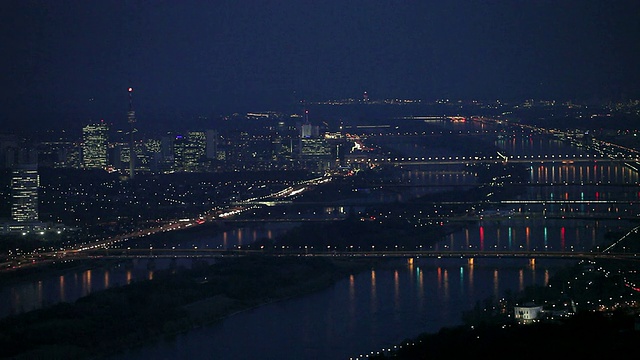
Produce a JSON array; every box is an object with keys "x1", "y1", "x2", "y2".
[{"x1": 63, "y1": 248, "x2": 640, "y2": 261}]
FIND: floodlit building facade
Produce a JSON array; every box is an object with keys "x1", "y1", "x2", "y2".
[{"x1": 514, "y1": 304, "x2": 544, "y2": 324}]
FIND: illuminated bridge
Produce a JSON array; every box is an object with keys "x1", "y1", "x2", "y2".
[
  {"x1": 359, "y1": 154, "x2": 639, "y2": 166},
  {"x1": 229, "y1": 199, "x2": 640, "y2": 209},
  {"x1": 61, "y1": 248, "x2": 640, "y2": 262}
]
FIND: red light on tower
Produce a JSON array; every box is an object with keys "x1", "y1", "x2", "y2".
[{"x1": 128, "y1": 87, "x2": 133, "y2": 92}]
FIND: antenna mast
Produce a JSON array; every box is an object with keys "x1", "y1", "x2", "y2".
[{"x1": 127, "y1": 87, "x2": 136, "y2": 179}]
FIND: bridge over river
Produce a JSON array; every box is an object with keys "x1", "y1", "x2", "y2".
[
  {"x1": 58, "y1": 247, "x2": 640, "y2": 263},
  {"x1": 362, "y1": 154, "x2": 639, "y2": 166}
]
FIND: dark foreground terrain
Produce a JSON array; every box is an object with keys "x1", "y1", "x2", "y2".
[
  {"x1": 370, "y1": 310, "x2": 640, "y2": 358},
  {"x1": 0, "y1": 256, "x2": 373, "y2": 359}
]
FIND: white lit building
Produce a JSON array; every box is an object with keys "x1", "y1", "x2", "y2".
[
  {"x1": 184, "y1": 131, "x2": 206, "y2": 171},
  {"x1": 514, "y1": 304, "x2": 544, "y2": 324},
  {"x1": 82, "y1": 122, "x2": 109, "y2": 169},
  {"x1": 11, "y1": 164, "x2": 39, "y2": 222}
]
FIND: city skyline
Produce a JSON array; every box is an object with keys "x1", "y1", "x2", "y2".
[
  {"x1": 2, "y1": 1, "x2": 640, "y2": 132},
  {"x1": 0, "y1": 88, "x2": 639, "y2": 357}
]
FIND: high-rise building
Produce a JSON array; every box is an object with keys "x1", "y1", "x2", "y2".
[
  {"x1": 205, "y1": 129, "x2": 218, "y2": 160},
  {"x1": 173, "y1": 134, "x2": 187, "y2": 171},
  {"x1": 38, "y1": 140, "x2": 77, "y2": 168},
  {"x1": 82, "y1": 122, "x2": 109, "y2": 169},
  {"x1": 160, "y1": 134, "x2": 175, "y2": 172},
  {"x1": 184, "y1": 131, "x2": 206, "y2": 171},
  {"x1": 144, "y1": 138, "x2": 162, "y2": 173},
  {"x1": 11, "y1": 164, "x2": 39, "y2": 222},
  {"x1": 299, "y1": 137, "x2": 332, "y2": 172},
  {"x1": 111, "y1": 142, "x2": 131, "y2": 171},
  {"x1": 300, "y1": 122, "x2": 319, "y2": 139}
]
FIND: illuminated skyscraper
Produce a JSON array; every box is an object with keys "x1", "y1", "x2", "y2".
[
  {"x1": 11, "y1": 164, "x2": 39, "y2": 222},
  {"x1": 82, "y1": 122, "x2": 109, "y2": 169},
  {"x1": 184, "y1": 131, "x2": 206, "y2": 171},
  {"x1": 173, "y1": 134, "x2": 187, "y2": 171},
  {"x1": 300, "y1": 138, "x2": 331, "y2": 157}
]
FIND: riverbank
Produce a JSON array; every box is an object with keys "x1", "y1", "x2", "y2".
[
  {"x1": 368, "y1": 310, "x2": 640, "y2": 358},
  {"x1": 364, "y1": 227, "x2": 640, "y2": 358},
  {"x1": 0, "y1": 255, "x2": 376, "y2": 360}
]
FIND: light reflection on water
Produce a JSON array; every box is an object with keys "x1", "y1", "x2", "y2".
[
  {"x1": 2, "y1": 119, "x2": 638, "y2": 358},
  {"x1": 0, "y1": 216, "x2": 631, "y2": 332},
  {"x1": 435, "y1": 218, "x2": 625, "y2": 252},
  {"x1": 0, "y1": 222, "x2": 294, "y2": 318},
  {"x1": 110, "y1": 257, "x2": 569, "y2": 360},
  {"x1": 0, "y1": 258, "x2": 209, "y2": 318},
  {"x1": 126, "y1": 222, "x2": 296, "y2": 251},
  {"x1": 530, "y1": 163, "x2": 639, "y2": 184}
]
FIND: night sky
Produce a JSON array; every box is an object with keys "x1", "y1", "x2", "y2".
[{"x1": 2, "y1": 0, "x2": 639, "y2": 131}]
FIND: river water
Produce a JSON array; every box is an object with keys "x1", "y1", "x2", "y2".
[
  {"x1": 2, "y1": 118, "x2": 638, "y2": 359},
  {"x1": 110, "y1": 257, "x2": 575, "y2": 360}
]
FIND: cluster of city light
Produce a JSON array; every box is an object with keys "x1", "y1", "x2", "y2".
[
  {"x1": 237, "y1": 176, "x2": 330, "y2": 205},
  {"x1": 33, "y1": 174, "x2": 333, "y2": 263}
]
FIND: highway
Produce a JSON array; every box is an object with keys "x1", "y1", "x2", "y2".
[{"x1": 0, "y1": 175, "x2": 334, "y2": 272}]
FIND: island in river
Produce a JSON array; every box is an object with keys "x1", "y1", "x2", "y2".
[{"x1": 0, "y1": 256, "x2": 375, "y2": 360}]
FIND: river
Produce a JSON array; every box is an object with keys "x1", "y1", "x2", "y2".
[
  {"x1": 109, "y1": 257, "x2": 575, "y2": 360},
  {"x1": 2, "y1": 118, "x2": 638, "y2": 359},
  {"x1": 107, "y1": 119, "x2": 636, "y2": 359}
]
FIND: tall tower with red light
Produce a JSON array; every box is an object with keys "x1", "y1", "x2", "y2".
[{"x1": 127, "y1": 87, "x2": 136, "y2": 179}]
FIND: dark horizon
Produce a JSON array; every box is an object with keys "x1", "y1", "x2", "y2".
[{"x1": 2, "y1": 1, "x2": 640, "y2": 132}]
